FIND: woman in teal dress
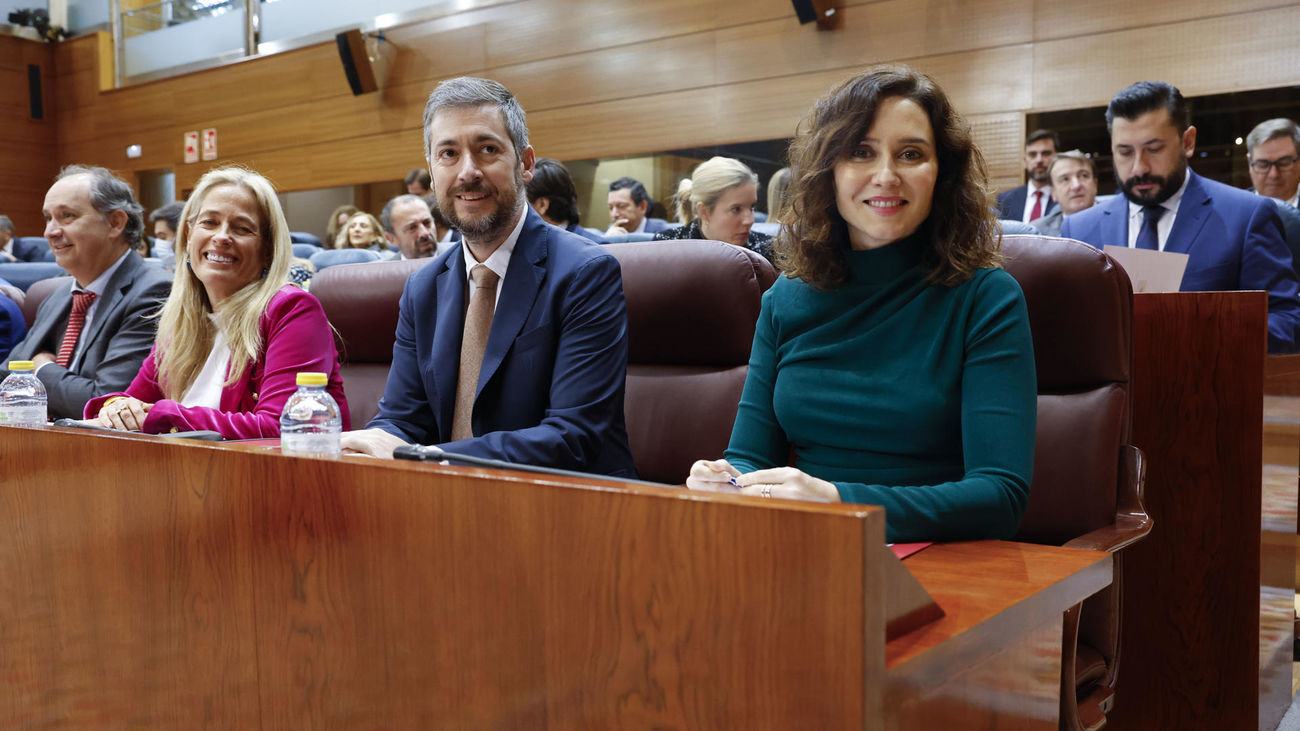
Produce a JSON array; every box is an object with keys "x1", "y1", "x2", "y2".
[{"x1": 687, "y1": 65, "x2": 1037, "y2": 543}]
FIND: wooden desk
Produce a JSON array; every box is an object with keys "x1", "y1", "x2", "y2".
[
  {"x1": 1114, "y1": 292, "x2": 1265, "y2": 730},
  {"x1": 0, "y1": 426, "x2": 1108, "y2": 730}
]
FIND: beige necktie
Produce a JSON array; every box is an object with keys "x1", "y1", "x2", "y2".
[{"x1": 452, "y1": 264, "x2": 499, "y2": 441}]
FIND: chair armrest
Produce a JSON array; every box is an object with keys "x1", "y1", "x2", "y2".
[{"x1": 1064, "y1": 445, "x2": 1152, "y2": 553}]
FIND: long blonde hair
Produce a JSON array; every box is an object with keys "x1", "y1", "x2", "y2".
[
  {"x1": 155, "y1": 167, "x2": 293, "y2": 399},
  {"x1": 673, "y1": 156, "x2": 759, "y2": 225}
]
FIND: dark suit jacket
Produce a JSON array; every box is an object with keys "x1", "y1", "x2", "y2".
[
  {"x1": 644, "y1": 217, "x2": 672, "y2": 234},
  {"x1": 7, "y1": 237, "x2": 56, "y2": 263},
  {"x1": 1265, "y1": 197, "x2": 1300, "y2": 271},
  {"x1": 367, "y1": 207, "x2": 637, "y2": 477},
  {"x1": 0, "y1": 288, "x2": 26, "y2": 362},
  {"x1": 0, "y1": 251, "x2": 172, "y2": 418},
  {"x1": 1062, "y1": 171, "x2": 1300, "y2": 353},
  {"x1": 996, "y1": 184, "x2": 1057, "y2": 221}
]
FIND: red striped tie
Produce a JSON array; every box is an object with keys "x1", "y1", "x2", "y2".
[{"x1": 55, "y1": 291, "x2": 97, "y2": 368}]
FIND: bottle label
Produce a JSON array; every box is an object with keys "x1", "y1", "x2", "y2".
[
  {"x1": 281, "y1": 432, "x2": 341, "y2": 455},
  {"x1": 0, "y1": 406, "x2": 45, "y2": 426}
]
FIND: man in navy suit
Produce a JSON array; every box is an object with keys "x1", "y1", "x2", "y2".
[
  {"x1": 0, "y1": 216, "x2": 54, "y2": 262},
  {"x1": 1062, "y1": 81, "x2": 1300, "y2": 353},
  {"x1": 341, "y1": 77, "x2": 636, "y2": 476},
  {"x1": 996, "y1": 129, "x2": 1060, "y2": 223}
]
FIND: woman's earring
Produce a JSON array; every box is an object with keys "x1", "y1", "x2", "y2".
[{"x1": 261, "y1": 266, "x2": 269, "y2": 279}]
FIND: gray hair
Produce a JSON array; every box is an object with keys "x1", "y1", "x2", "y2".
[
  {"x1": 55, "y1": 165, "x2": 144, "y2": 246},
  {"x1": 0, "y1": 215, "x2": 13, "y2": 234},
  {"x1": 1047, "y1": 149, "x2": 1095, "y2": 178},
  {"x1": 380, "y1": 194, "x2": 430, "y2": 233},
  {"x1": 1246, "y1": 118, "x2": 1300, "y2": 157},
  {"x1": 421, "y1": 76, "x2": 529, "y2": 160}
]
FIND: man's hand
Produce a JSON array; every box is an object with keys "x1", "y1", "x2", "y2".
[
  {"x1": 340, "y1": 428, "x2": 411, "y2": 459},
  {"x1": 31, "y1": 351, "x2": 57, "y2": 369}
]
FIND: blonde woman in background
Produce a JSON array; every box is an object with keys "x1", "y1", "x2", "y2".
[
  {"x1": 339, "y1": 211, "x2": 394, "y2": 258},
  {"x1": 653, "y1": 156, "x2": 773, "y2": 262},
  {"x1": 84, "y1": 166, "x2": 349, "y2": 438},
  {"x1": 325, "y1": 203, "x2": 359, "y2": 248},
  {"x1": 766, "y1": 167, "x2": 792, "y2": 224}
]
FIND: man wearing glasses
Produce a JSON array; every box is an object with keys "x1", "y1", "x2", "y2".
[
  {"x1": 1246, "y1": 119, "x2": 1300, "y2": 208},
  {"x1": 1245, "y1": 118, "x2": 1300, "y2": 273}
]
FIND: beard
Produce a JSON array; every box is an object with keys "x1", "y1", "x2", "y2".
[
  {"x1": 1028, "y1": 165, "x2": 1051, "y2": 185},
  {"x1": 439, "y1": 166, "x2": 525, "y2": 244},
  {"x1": 1117, "y1": 159, "x2": 1187, "y2": 206}
]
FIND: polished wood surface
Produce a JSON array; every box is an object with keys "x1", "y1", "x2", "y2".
[
  {"x1": 1262, "y1": 355, "x2": 1300, "y2": 731},
  {"x1": 1111, "y1": 292, "x2": 1265, "y2": 729},
  {"x1": 888, "y1": 542, "x2": 1111, "y2": 730},
  {"x1": 0, "y1": 0, "x2": 1280, "y2": 221},
  {"x1": 0, "y1": 426, "x2": 1110, "y2": 729}
]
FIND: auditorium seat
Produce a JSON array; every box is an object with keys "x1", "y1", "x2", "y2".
[
  {"x1": 1001, "y1": 234, "x2": 1152, "y2": 731},
  {"x1": 13, "y1": 236, "x2": 56, "y2": 262},
  {"x1": 605, "y1": 239, "x2": 776, "y2": 484},
  {"x1": 310, "y1": 248, "x2": 381, "y2": 270},
  {"x1": 0, "y1": 262, "x2": 68, "y2": 292},
  {"x1": 603, "y1": 232, "x2": 657, "y2": 244},
  {"x1": 292, "y1": 243, "x2": 321, "y2": 260},
  {"x1": 20, "y1": 275, "x2": 71, "y2": 327},
  {"x1": 310, "y1": 259, "x2": 431, "y2": 426},
  {"x1": 289, "y1": 231, "x2": 324, "y2": 246},
  {"x1": 310, "y1": 240, "x2": 776, "y2": 462}
]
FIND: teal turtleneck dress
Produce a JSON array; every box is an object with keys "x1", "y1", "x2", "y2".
[{"x1": 725, "y1": 233, "x2": 1036, "y2": 543}]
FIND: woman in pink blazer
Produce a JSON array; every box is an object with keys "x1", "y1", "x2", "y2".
[{"x1": 85, "y1": 167, "x2": 348, "y2": 438}]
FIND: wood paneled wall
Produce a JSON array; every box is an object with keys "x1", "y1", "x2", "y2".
[
  {"x1": 0, "y1": 36, "x2": 56, "y2": 236},
  {"x1": 1, "y1": 0, "x2": 1297, "y2": 231}
]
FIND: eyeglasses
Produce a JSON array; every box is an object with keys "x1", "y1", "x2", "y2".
[{"x1": 1249, "y1": 155, "x2": 1298, "y2": 173}]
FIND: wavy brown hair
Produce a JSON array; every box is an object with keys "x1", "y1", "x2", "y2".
[{"x1": 776, "y1": 65, "x2": 1000, "y2": 289}]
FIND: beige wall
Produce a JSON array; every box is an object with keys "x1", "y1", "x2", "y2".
[{"x1": 1, "y1": 0, "x2": 1297, "y2": 234}]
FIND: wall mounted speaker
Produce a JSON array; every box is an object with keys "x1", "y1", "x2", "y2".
[
  {"x1": 27, "y1": 64, "x2": 42, "y2": 120},
  {"x1": 336, "y1": 29, "x2": 395, "y2": 96},
  {"x1": 791, "y1": 0, "x2": 843, "y2": 30}
]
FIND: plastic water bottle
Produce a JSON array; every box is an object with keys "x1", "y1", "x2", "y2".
[
  {"x1": 280, "y1": 372, "x2": 341, "y2": 455},
  {"x1": 0, "y1": 360, "x2": 47, "y2": 426}
]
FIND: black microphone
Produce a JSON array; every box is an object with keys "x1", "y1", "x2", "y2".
[{"x1": 393, "y1": 444, "x2": 668, "y2": 487}]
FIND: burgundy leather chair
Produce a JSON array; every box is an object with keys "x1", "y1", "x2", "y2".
[
  {"x1": 310, "y1": 259, "x2": 432, "y2": 427},
  {"x1": 310, "y1": 242, "x2": 776, "y2": 479},
  {"x1": 604, "y1": 240, "x2": 776, "y2": 484},
  {"x1": 20, "y1": 276, "x2": 71, "y2": 328},
  {"x1": 1001, "y1": 234, "x2": 1153, "y2": 731}
]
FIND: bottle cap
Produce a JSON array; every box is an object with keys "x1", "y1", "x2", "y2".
[
  {"x1": 296, "y1": 372, "x2": 327, "y2": 386},
  {"x1": 7, "y1": 360, "x2": 35, "y2": 371}
]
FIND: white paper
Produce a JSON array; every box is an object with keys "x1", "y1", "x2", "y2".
[{"x1": 1103, "y1": 245, "x2": 1189, "y2": 293}]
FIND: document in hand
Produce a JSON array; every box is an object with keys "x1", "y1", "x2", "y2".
[{"x1": 1103, "y1": 245, "x2": 1189, "y2": 293}]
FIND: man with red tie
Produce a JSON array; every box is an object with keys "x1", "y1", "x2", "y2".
[
  {"x1": 996, "y1": 129, "x2": 1060, "y2": 223},
  {"x1": 0, "y1": 166, "x2": 171, "y2": 419}
]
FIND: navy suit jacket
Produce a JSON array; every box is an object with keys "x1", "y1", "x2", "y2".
[
  {"x1": 368, "y1": 207, "x2": 637, "y2": 477},
  {"x1": 1062, "y1": 171, "x2": 1300, "y2": 353},
  {"x1": 0, "y1": 287, "x2": 26, "y2": 362},
  {"x1": 7, "y1": 237, "x2": 56, "y2": 263},
  {"x1": 996, "y1": 184, "x2": 1057, "y2": 221}
]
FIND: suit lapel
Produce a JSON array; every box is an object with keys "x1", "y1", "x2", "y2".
[
  {"x1": 1099, "y1": 194, "x2": 1128, "y2": 249},
  {"x1": 77, "y1": 253, "x2": 142, "y2": 359},
  {"x1": 1163, "y1": 172, "x2": 1211, "y2": 256},
  {"x1": 19, "y1": 283, "x2": 73, "y2": 358},
  {"x1": 432, "y1": 253, "x2": 466, "y2": 442},
  {"x1": 477, "y1": 210, "x2": 547, "y2": 400}
]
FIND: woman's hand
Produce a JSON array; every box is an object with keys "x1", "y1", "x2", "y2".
[
  {"x1": 735, "y1": 466, "x2": 840, "y2": 503},
  {"x1": 96, "y1": 397, "x2": 153, "y2": 432},
  {"x1": 686, "y1": 458, "x2": 741, "y2": 492}
]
